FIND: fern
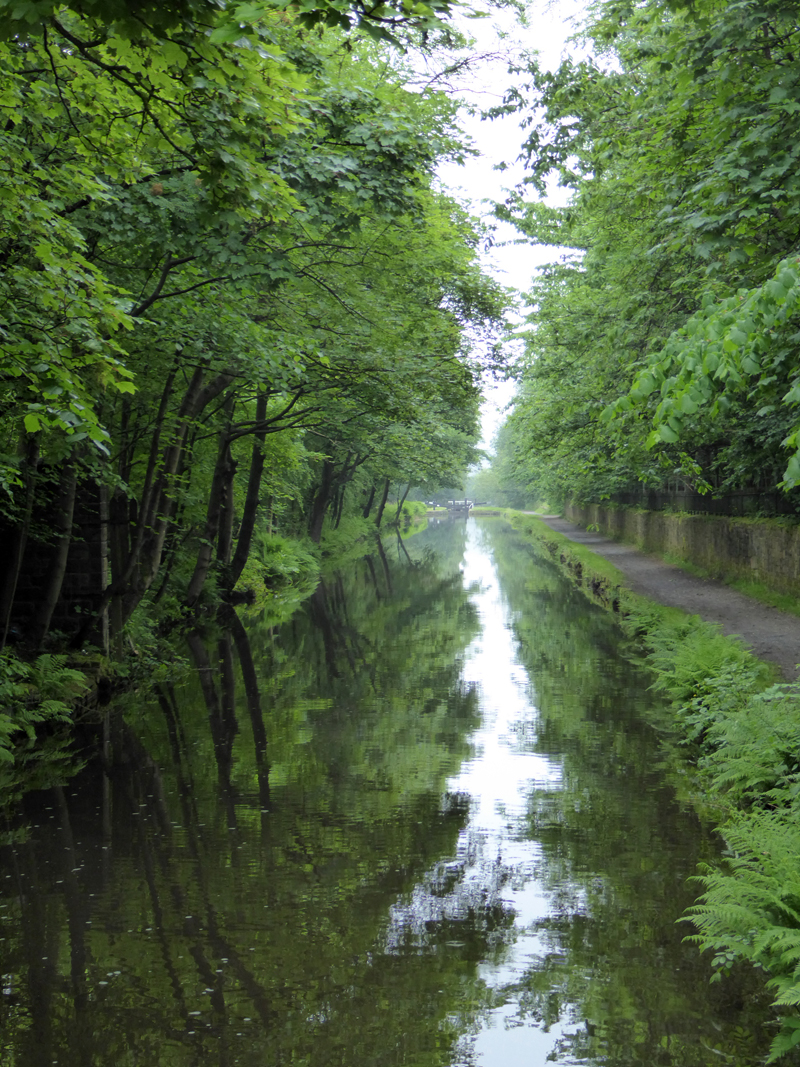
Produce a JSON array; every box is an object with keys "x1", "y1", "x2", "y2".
[
  {"x1": 0, "y1": 650, "x2": 86, "y2": 763},
  {"x1": 687, "y1": 813, "x2": 800, "y2": 1061},
  {"x1": 700, "y1": 686, "x2": 800, "y2": 811},
  {"x1": 623, "y1": 596, "x2": 800, "y2": 1059}
]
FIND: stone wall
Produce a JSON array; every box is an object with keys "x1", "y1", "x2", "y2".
[{"x1": 565, "y1": 503, "x2": 800, "y2": 597}]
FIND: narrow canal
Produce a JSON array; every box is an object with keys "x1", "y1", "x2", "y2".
[{"x1": 0, "y1": 518, "x2": 778, "y2": 1065}]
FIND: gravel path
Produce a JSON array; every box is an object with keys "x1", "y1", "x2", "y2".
[{"x1": 537, "y1": 515, "x2": 800, "y2": 681}]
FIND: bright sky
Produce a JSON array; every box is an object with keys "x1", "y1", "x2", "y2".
[{"x1": 435, "y1": 0, "x2": 590, "y2": 451}]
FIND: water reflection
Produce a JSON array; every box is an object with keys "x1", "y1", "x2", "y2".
[{"x1": 0, "y1": 517, "x2": 784, "y2": 1066}]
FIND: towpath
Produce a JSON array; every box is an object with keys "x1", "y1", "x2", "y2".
[{"x1": 538, "y1": 515, "x2": 800, "y2": 682}]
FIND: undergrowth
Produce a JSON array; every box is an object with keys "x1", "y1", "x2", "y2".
[
  {"x1": 500, "y1": 507, "x2": 800, "y2": 1063},
  {"x1": 0, "y1": 650, "x2": 88, "y2": 764}
]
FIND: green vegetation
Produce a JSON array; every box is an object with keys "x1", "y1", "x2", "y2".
[
  {"x1": 484, "y1": 0, "x2": 800, "y2": 513},
  {"x1": 0, "y1": 0, "x2": 509, "y2": 756},
  {"x1": 0, "y1": 652, "x2": 88, "y2": 761}
]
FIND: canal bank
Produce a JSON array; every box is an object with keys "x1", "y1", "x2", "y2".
[
  {"x1": 503, "y1": 509, "x2": 800, "y2": 1063},
  {"x1": 539, "y1": 513, "x2": 800, "y2": 682}
]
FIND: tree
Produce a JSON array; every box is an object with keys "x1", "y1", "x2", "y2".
[
  {"x1": 0, "y1": 9, "x2": 509, "y2": 650},
  {"x1": 491, "y1": 0, "x2": 800, "y2": 506}
]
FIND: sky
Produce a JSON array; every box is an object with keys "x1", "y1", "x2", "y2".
[{"x1": 433, "y1": 0, "x2": 590, "y2": 451}]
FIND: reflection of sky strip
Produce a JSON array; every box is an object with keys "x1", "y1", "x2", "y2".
[
  {"x1": 386, "y1": 520, "x2": 577, "y2": 1066},
  {"x1": 452, "y1": 521, "x2": 562, "y2": 833}
]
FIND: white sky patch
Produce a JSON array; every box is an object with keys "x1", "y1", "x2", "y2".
[{"x1": 433, "y1": 0, "x2": 591, "y2": 449}]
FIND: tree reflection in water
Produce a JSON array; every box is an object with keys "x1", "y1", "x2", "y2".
[
  {"x1": 0, "y1": 520, "x2": 495, "y2": 1067},
  {"x1": 0, "y1": 518, "x2": 789, "y2": 1067}
]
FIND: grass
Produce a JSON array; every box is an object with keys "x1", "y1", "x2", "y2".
[{"x1": 728, "y1": 577, "x2": 800, "y2": 617}]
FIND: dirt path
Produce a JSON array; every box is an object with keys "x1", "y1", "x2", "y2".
[{"x1": 538, "y1": 515, "x2": 800, "y2": 682}]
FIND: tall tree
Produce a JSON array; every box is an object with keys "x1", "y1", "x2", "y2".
[{"x1": 491, "y1": 0, "x2": 800, "y2": 507}]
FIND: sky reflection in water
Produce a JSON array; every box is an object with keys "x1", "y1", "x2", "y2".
[{"x1": 452, "y1": 523, "x2": 569, "y2": 1063}]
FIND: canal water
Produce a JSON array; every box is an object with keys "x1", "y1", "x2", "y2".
[{"x1": 0, "y1": 518, "x2": 778, "y2": 1066}]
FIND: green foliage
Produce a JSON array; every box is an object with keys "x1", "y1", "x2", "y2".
[
  {"x1": 231, "y1": 533, "x2": 321, "y2": 620},
  {"x1": 0, "y1": 651, "x2": 86, "y2": 763},
  {"x1": 687, "y1": 812, "x2": 800, "y2": 1062},
  {"x1": 319, "y1": 514, "x2": 379, "y2": 565},
  {"x1": 494, "y1": 0, "x2": 800, "y2": 506},
  {"x1": 606, "y1": 257, "x2": 800, "y2": 487},
  {"x1": 384, "y1": 499, "x2": 428, "y2": 528},
  {"x1": 467, "y1": 438, "x2": 542, "y2": 509},
  {"x1": 0, "y1": 0, "x2": 466, "y2": 46},
  {"x1": 255, "y1": 532, "x2": 320, "y2": 586},
  {"x1": 642, "y1": 621, "x2": 768, "y2": 727},
  {"x1": 0, "y1": 3, "x2": 507, "y2": 650}
]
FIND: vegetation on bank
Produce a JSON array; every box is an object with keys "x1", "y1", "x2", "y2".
[
  {"x1": 481, "y1": 0, "x2": 800, "y2": 516},
  {"x1": 0, "y1": 498, "x2": 432, "y2": 765},
  {"x1": 502, "y1": 510, "x2": 800, "y2": 1062}
]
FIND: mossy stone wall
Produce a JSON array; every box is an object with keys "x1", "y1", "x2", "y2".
[{"x1": 564, "y1": 504, "x2": 800, "y2": 596}]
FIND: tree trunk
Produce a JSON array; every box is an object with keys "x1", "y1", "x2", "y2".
[
  {"x1": 393, "y1": 481, "x2": 412, "y2": 527},
  {"x1": 185, "y1": 430, "x2": 235, "y2": 608},
  {"x1": 108, "y1": 493, "x2": 130, "y2": 654},
  {"x1": 137, "y1": 371, "x2": 234, "y2": 600},
  {"x1": 30, "y1": 462, "x2": 77, "y2": 650},
  {"x1": 333, "y1": 483, "x2": 346, "y2": 529},
  {"x1": 227, "y1": 391, "x2": 268, "y2": 590},
  {"x1": 308, "y1": 459, "x2": 335, "y2": 543},
  {"x1": 373, "y1": 477, "x2": 391, "y2": 529},
  {"x1": 361, "y1": 483, "x2": 376, "y2": 519},
  {"x1": 73, "y1": 368, "x2": 234, "y2": 645},
  {"x1": 216, "y1": 453, "x2": 237, "y2": 568},
  {"x1": 98, "y1": 481, "x2": 110, "y2": 656},
  {"x1": 0, "y1": 436, "x2": 39, "y2": 651}
]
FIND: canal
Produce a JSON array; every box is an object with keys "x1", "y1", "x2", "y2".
[{"x1": 0, "y1": 517, "x2": 779, "y2": 1065}]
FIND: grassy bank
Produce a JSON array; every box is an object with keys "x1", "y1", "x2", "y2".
[{"x1": 500, "y1": 509, "x2": 800, "y2": 1063}]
